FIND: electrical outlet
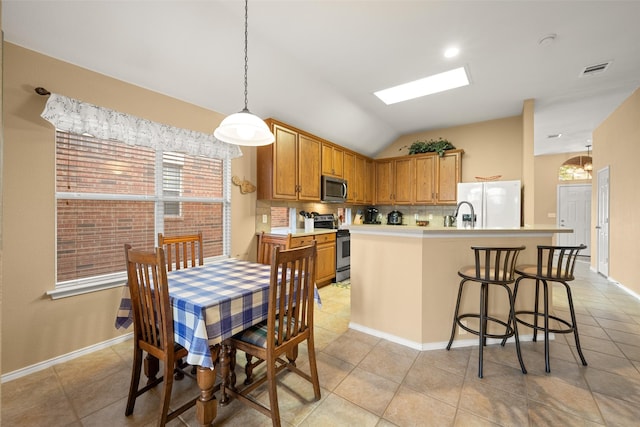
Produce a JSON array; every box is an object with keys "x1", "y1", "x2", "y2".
[
  {"x1": 262, "y1": 214, "x2": 268, "y2": 223},
  {"x1": 459, "y1": 320, "x2": 468, "y2": 334}
]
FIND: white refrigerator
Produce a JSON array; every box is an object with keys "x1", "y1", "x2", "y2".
[{"x1": 456, "y1": 180, "x2": 521, "y2": 229}]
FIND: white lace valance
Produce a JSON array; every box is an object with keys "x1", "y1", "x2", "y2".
[{"x1": 41, "y1": 93, "x2": 243, "y2": 160}]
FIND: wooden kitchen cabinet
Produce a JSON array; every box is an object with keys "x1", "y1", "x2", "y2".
[
  {"x1": 290, "y1": 232, "x2": 336, "y2": 286},
  {"x1": 375, "y1": 149, "x2": 463, "y2": 205},
  {"x1": 435, "y1": 150, "x2": 462, "y2": 204},
  {"x1": 375, "y1": 159, "x2": 394, "y2": 204},
  {"x1": 393, "y1": 157, "x2": 414, "y2": 204},
  {"x1": 321, "y1": 143, "x2": 344, "y2": 177},
  {"x1": 343, "y1": 152, "x2": 355, "y2": 202},
  {"x1": 364, "y1": 158, "x2": 374, "y2": 204},
  {"x1": 374, "y1": 157, "x2": 414, "y2": 204},
  {"x1": 257, "y1": 119, "x2": 321, "y2": 201},
  {"x1": 342, "y1": 152, "x2": 370, "y2": 204},
  {"x1": 414, "y1": 150, "x2": 462, "y2": 204},
  {"x1": 354, "y1": 155, "x2": 367, "y2": 203}
]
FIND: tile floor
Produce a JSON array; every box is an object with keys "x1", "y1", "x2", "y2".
[{"x1": 4, "y1": 260, "x2": 640, "y2": 426}]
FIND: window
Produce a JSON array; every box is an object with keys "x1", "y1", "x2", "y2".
[
  {"x1": 163, "y1": 152, "x2": 184, "y2": 217},
  {"x1": 55, "y1": 131, "x2": 229, "y2": 289},
  {"x1": 559, "y1": 156, "x2": 592, "y2": 181},
  {"x1": 270, "y1": 207, "x2": 290, "y2": 228}
]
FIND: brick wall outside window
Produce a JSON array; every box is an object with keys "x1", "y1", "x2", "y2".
[{"x1": 56, "y1": 132, "x2": 226, "y2": 283}]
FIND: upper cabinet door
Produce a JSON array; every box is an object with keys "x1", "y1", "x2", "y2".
[
  {"x1": 257, "y1": 120, "x2": 321, "y2": 202},
  {"x1": 298, "y1": 134, "x2": 321, "y2": 200},
  {"x1": 272, "y1": 124, "x2": 299, "y2": 200},
  {"x1": 393, "y1": 157, "x2": 414, "y2": 204},
  {"x1": 414, "y1": 155, "x2": 436, "y2": 204},
  {"x1": 343, "y1": 152, "x2": 355, "y2": 202},
  {"x1": 354, "y1": 155, "x2": 366, "y2": 203},
  {"x1": 436, "y1": 151, "x2": 462, "y2": 204},
  {"x1": 321, "y1": 143, "x2": 344, "y2": 177},
  {"x1": 375, "y1": 159, "x2": 394, "y2": 205}
]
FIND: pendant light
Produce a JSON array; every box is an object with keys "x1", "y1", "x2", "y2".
[
  {"x1": 214, "y1": 0, "x2": 275, "y2": 146},
  {"x1": 584, "y1": 144, "x2": 593, "y2": 171}
]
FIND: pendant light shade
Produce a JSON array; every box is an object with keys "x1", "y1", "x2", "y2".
[
  {"x1": 214, "y1": 0, "x2": 274, "y2": 146},
  {"x1": 214, "y1": 109, "x2": 274, "y2": 146}
]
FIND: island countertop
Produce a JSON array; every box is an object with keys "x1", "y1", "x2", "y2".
[{"x1": 348, "y1": 224, "x2": 570, "y2": 237}]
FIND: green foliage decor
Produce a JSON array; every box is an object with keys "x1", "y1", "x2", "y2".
[{"x1": 405, "y1": 137, "x2": 455, "y2": 156}]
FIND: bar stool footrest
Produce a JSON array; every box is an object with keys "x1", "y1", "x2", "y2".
[
  {"x1": 457, "y1": 313, "x2": 515, "y2": 341},
  {"x1": 514, "y1": 310, "x2": 575, "y2": 334}
]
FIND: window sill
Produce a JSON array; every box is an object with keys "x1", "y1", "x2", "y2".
[
  {"x1": 46, "y1": 273, "x2": 126, "y2": 300},
  {"x1": 45, "y1": 256, "x2": 229, "y2": 299}
]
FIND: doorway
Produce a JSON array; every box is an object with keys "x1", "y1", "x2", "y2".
[
  {"x1": 557, "y1": 184, "x2": 591, "y2": 256},
  {"x1": 597, "y1": 167, "x2": 610, "y2": 276}
]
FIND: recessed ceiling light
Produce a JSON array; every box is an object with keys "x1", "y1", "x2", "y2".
[
  {"x1": 374, "y1": 67, "x2": 470, "y2": 105},
  {"x1": 444, "y1": 47, "x2": 459, "y2": 58}
]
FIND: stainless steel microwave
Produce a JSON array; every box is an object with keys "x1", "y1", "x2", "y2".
[{"x1": 321, "y1": 175, "x2": 347, "y2": 202}]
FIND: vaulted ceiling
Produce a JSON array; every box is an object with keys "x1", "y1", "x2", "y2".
[{"x1": 4, "y1": 1, "x2": 640, "y2": 157}]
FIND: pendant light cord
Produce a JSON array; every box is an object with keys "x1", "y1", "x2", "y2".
[{"x1": 243, "y1": 0, "x2": 249, "y2": 112}]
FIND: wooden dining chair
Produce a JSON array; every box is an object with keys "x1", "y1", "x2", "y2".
[
  {"x1": 158, "y1": 231, "x2": 203, "y2": 271},
  {"x1": 223, "y1": 242, "x2": 321, "y2": 427},
  {"x1": 123, "y1": 244, "x2": 197, "y2": 426},
  {"x1": 257, "y1": 231, "x2": 292, "y2": 264},
  {"x1": 158, "y1": 232, "x2": 204, "y2": 375}
]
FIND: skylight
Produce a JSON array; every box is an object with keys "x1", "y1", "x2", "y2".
[{"x1": 374, "y1": 67, "x2": 470, "y2": 105}]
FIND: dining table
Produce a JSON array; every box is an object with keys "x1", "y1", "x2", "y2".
[{"x1": 115, "y1": 257, "x2": 321, "y2": 427}]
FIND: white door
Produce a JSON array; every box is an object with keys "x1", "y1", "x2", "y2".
[
  {"x1": 557, "y1": 184, "x2": 591, "y2": 256},
  {"x1": 597, "y1": 167, "x2": 610, "y2": 276}
]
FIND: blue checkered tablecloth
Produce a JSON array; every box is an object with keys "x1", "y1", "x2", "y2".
[{"x1": 115, "y1": 258, "x2": 320, "y2": 368}]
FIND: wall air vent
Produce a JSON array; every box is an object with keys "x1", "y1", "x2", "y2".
[{"x1": 580, "y1": 61, "x2": 612, "y2": 77}]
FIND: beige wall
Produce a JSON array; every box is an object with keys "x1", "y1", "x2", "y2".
[
  {"x1": 534, "y1": 152, "x2": 591, "y2": 226},
  {"x1": 1, "y1": 43, "x2": 256, "y2": 374},
  {"x1": 593, "y1": 88, "x2": 640, "y2": 294},
  {"x1": 376, "y1": 115, "x2": 523, "y2": 183}
]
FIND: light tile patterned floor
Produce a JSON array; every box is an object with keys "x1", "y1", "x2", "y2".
[{"x1": 4, "y1": 260, "x2": 640, "y2": 426}]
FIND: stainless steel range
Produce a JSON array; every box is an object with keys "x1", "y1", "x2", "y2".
[
  {"x1": 335, "y1": 229, "x2": 350, "y2": 282},
  {"x1": 313, "y1": 214, "x2": 350, "y2": 282}
]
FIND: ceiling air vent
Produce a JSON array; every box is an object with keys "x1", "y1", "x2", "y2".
[{"x1": 580, "y1": 61, "x2": 612, "y2": 77}]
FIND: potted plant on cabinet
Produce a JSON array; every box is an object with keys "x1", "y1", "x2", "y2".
[{"x1": 401, "y1": 137, "x2": 456, "y2": 156}]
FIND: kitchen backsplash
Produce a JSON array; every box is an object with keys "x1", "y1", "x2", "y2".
[{"x1": 256, "y1": 200, "x2": 459, "y2": 230}]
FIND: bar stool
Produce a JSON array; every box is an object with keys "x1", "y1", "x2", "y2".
[
  {"x1": 447, "y1": 246, "x2": 527, "y2": 378},
  {"x1": 513, "y1": 244, "x2": 588, "y2": 373}
]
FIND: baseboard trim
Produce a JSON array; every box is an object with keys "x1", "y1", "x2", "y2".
[
  {"x1": 1, "y1": 333, "x2": 133, "y2": 384},
  {"x1": 348, "y1": 322, "x2": 543, "y2": 351}
]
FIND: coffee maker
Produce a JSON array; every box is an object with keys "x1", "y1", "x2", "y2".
[{"x1": 364, "y1": 206, "x2": 380, "y2": 224}]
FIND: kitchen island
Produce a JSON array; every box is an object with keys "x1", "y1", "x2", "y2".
[{"x1": 349, "y1": 224, "x2": 571, "y2": 350}]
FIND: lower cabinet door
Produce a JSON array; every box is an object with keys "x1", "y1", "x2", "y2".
[{"x1": 315, "y1": 242, "x2": 336, "y2": 285}]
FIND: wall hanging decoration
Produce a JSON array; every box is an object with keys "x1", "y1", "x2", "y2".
[{"x1": 232, "y1": 175, "x2": 257, "y2": 193}]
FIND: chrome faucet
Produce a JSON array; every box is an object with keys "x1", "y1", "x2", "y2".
[{"x1": 453, "y1": 201, "x2": 476, "y2": 229}]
